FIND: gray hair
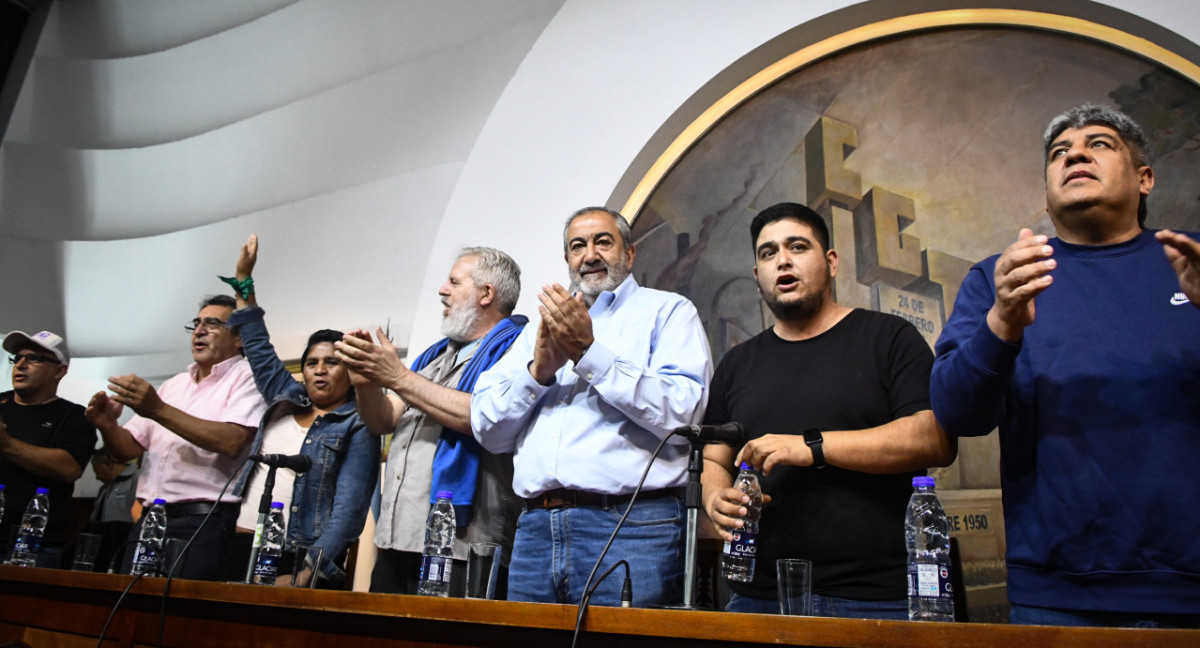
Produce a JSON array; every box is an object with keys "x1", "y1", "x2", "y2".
[
  {"x1": 459, "y1": 247, "x2": 521, "y2": 317},
  {"x1": 1043, "y1": 104, "x2": 1152, "y2": 225},
  {"x1": 562, "y1": 206, "x2": 633, "y2": 253},
  {"x1": 1043, "y1": 104, "x2": 1151, "y2": 167},
  {"x1": 200, "y1": 294, "x2": 236, "y2": 310}
]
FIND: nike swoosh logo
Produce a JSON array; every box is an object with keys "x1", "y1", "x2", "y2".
[{"x1": 1171, "y1": 293, "x2": 1190, "y2": 306}]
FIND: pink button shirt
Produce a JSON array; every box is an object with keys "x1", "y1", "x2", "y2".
[{"x1": 128, "y1": 355, "x2": 267, "y2": 504}]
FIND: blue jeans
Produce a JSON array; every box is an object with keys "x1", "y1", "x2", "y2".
[
  {"x1": 1010, "y1": 603, "x2": 1200, "y2": 628},
  {"x1": 507, "y1": 495, "x2": 685, "y2": 607},
  {"x1": 727, "y1": 591, "x2": 908, "y2": 620}
]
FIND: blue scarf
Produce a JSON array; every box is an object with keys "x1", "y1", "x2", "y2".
[{"x1": 408, "y1": 315, "x2": 527, "y2": 526}]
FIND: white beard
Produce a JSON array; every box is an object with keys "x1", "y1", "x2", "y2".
[
  {"x1": 440, "y1": 298, "x2": 482, "y2": 343},
  {"x1": 568, "y1": 254, "x2": 632, "y2": 306}
]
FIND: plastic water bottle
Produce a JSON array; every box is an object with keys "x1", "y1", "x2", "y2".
[
  {"x1": 253, "y1": 502, "x2": 286, "y2": 585},
  {"x1": 418, "y1": 490, "x2": 456, "y2": 596},
  {"x1": 720, "y1": 463, "x2": 762, "y2": 582},
  {"x1": 131, "y1": 498, "x2": 167, "y2": 576},
  {"x1": 11, "y1": 487, "x2": 49, "y2": 567},
  {"x1": 906, "y1": 476, "x2": 954, "y2": 622}
]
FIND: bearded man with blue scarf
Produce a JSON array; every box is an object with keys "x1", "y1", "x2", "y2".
[{"x1": 338, "y1": 247, "x2": 526, "y2": 596}]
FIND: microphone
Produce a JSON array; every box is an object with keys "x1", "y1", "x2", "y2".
[
  {"x1": 250, "y1": 453, "x2": 312, "y2": 473},
  {"x1": 672, "y1": 422, "x2": 747, "y2": 446}
]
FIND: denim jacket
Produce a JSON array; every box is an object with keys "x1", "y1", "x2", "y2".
[{"x1": 229, "y1": 306, "x2": 380, "y2": 586}]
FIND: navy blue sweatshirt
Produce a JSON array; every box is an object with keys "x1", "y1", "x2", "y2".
[{"x1": 931, "y1": 229, "x2": 1200, "y2": 614}]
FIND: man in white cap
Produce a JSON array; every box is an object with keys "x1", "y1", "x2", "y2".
[{"x1": 0, "y1": 330, "x2": 96, "y2": 567}]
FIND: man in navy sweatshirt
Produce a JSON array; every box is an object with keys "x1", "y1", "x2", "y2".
[{"x1": 931, "y1": 104, "x2": 1200, "y2": 627}]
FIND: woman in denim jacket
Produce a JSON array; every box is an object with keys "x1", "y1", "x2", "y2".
[{"x1": 225, "y1": 235, "x2": 379, "y2": 587}]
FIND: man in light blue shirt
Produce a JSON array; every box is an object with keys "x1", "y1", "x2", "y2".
[{"x1": 472, "y1": 206, "x2": 712, "y2": 607}]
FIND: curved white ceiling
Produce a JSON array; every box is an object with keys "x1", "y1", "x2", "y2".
[
  {"x1": 38, "y1": 0, "x2": 299, "y2": 59},
  {"x1": 0, "y1": 0, "x2": 565, "y2": 377}
]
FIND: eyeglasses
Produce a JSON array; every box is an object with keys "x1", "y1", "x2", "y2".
[
  {"x1": 184, "y1": 317, "x2": 229, "y2": 334},
  {"x1": 8, "y1": 353, "x2": 59, "y2": 366}
]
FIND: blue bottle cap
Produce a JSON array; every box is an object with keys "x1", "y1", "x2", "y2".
[
  {"x1": 0, "y1": 484, "x2": 5, "y2": 490},
  {"x1": 271, "y1": 501, "x2": 285, "y2": 508},
  {"x1": 912, "y1": 476, "x2": 935, "y2": 488},
  {"x1": 739, "y1": 462, "x2": 751, "y2": 470},
  {"x1": 153, "y1": 498, "x2": 167, "y2": 505},
  {"x1": 35, "y1": 487, "x2": 48, "y2": 494},
  {"x1": 435, "y1": 490, "x2": 454, "y2": 499}
]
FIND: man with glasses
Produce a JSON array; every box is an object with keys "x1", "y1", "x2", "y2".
[
  {"x1": 0, "y1": 330, "x2": 96, "y2": 568},
  {"x1": 85, "y1": 296, "x2": 266, "y2": 579}
]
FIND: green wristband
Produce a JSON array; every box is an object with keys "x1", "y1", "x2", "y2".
[{"x1": 218, "y1": 275, "x2": 255, "y2": 300}]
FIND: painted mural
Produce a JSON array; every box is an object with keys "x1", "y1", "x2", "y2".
[{"x1": 629, "y1": 26, "x2": 1200, "y2": 621}]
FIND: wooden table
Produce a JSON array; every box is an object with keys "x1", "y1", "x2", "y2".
[{"x1": 0, "y1": 565, "x2": 1194, "y2": 647}]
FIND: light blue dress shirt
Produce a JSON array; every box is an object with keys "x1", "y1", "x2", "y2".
[{"x1": 471, "y1": 276, "x2": 713, "y2": 498}]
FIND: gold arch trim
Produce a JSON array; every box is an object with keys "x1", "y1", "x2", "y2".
[{"x1": 620, "y1": 8, "x2": 1200, "y2": 219}]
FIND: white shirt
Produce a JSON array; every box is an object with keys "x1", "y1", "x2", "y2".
[
  {"x1": 472, "y1": 276, "x2": 712, "y2": 497},
  {"x1": 236, "y1": 415, "x2": 307, "y2": 530}
]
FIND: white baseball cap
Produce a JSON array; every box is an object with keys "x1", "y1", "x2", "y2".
[{"x1": 3, "y1": 330, "x2": 70, "y2": 364}]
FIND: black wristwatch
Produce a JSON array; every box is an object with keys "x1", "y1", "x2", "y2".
[{"x1": 802, "y1": 427, "x2": 826, "y2": 469}]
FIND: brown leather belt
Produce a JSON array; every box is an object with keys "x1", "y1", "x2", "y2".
[{"x1": 524, "y1": 487, "x2": 685, "y2": 511}]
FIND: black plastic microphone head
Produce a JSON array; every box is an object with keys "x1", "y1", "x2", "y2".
[
  {"x1": 251, "y1": 453, "x2": 312, "y2": 473},
  {"x1": 672, "y1": 422, "x2": 747, "y2": 446},
  {"x1": 289, "y1": 454, "x2": 313, "y2": 473}
]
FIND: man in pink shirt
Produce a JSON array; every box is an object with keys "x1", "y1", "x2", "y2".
[{"x1": 86, "y1": 295, "x2": 267, "y2": 579}]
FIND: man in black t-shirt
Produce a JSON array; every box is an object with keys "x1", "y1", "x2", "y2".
[
  {"x1": 700, "y1": 203, "x2": 956, "y2": 619},
  {"x1": 0, "y1": 330, "x2": 97, "y2": 567}
]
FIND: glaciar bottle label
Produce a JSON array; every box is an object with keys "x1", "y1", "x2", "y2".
[
  {"x1": 254, "y1": 554, "x2": 279, "y2": 579},
  {"x1": 420, "y1": 556, "x2": 452, "y2": 583},
  {"x1": 13, "y1": 535, "x2": 36, "y2": 554},
  {"x1": 723, "y1": 529, "x2": 758, "y2": 558},
  {"x1": 132, "y1": 544, "x2": 160, "y2": 570},
  {"x1": 907, "y1": 563, "x2": 953, "y2": 599}
]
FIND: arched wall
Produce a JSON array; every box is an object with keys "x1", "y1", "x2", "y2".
[{"x1": 412, "y1": 0, "x2": 1200, "y2": 352}]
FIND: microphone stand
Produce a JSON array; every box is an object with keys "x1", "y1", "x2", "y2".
[
  {"x1": 660, "y1": 438, "x2": 705, "y2": 610},
  {"x1": 243, "y1": 465, "x2": 279, "y2": 583},
  {"x1": 681, "y1": 439, "x2": 704, "y2": 609}
]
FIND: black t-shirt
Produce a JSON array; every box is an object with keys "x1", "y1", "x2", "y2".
[
  {"x1": 0, "y1": 391, "x2": 97, "y2": 548},
  {"x1": 703, "y1": 309, "x2": 933, "y2": 601}
]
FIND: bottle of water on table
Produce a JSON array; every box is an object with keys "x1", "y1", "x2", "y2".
[
  {"x1": 418, "y1": 490, "x2": 456, "y2": 596},
  {"x1": 131, "y1": 498, "x2": 168, "y2": 576},
  {"x1": 906, "y1": 476, "x2": 954, "y2": 622},
  {"x1": 720, "y1": 463, "x2": 762, "y2": 582},
  {"x1": 253, "y1": 502, "x2": 286, "y2": 585},
  {"x1": 12, "y1": 487, "x2": 49, "y2": 567}
]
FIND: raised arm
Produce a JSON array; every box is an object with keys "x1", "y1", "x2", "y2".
[
  {"x1": 223, "y1": 234, "x2": 303, "y2": 403},
  {"x1": 233, "y1": 234, "x2": 259, "y2": 310},
  {"x1": 228, "y1": 306, "x2": 301, "y2": 403}
]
